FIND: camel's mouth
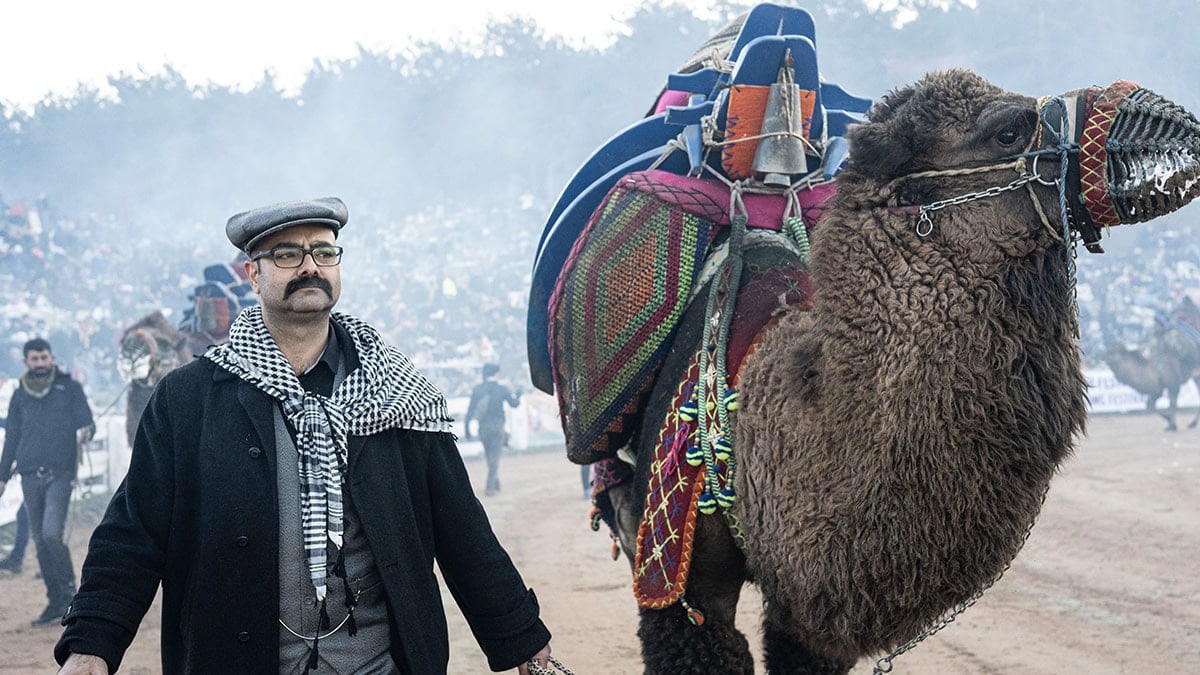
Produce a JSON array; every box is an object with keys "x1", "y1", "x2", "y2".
[
  {"x1": 1040, "y1": 81, "x2": 1200, "y2": 250},
  {"x1": 117, "y1": 351, "x2": 153, "y2": 383}
]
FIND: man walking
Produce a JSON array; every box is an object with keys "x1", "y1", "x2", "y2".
[
  {"x1": 464, "y1": 363, "x2": 521, "y2": 496},
  {"x1": 56, "y1": 198, "x2": 551, "y2": 674},
  {"x1": 0, "y1": 338, "x2": 95, "y2": 625}
]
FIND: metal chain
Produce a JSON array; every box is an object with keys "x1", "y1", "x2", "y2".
[
  {"x1": 528, "y1": 656, "x2": 574, "y2": 675},
  {"x1": 915, "y1": 172, "x2": 1042, "y2": 236}
]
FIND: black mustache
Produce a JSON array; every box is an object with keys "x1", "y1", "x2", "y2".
[{"x1": 285, "y1": 276, "x2": 333, "y2": 298}]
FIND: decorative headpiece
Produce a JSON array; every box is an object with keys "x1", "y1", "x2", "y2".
[{"x1": 1043, "y1": 81, "x2": 1200, "y2": 250}]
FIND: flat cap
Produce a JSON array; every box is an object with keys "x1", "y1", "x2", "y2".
[{"x1": 226, "y1": 197, "x2": 348, "y2": 252}]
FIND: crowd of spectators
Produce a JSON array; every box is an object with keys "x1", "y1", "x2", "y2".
[
  {"x1": 1075, "y1": 219, "x2": 1200, "y2": 365},
  {"x1": 0, "y1": 191, "x2": 542, "y2": 404},
  {"x1": 1, "y1": 187, "x2": 1198, "y2": 409}
]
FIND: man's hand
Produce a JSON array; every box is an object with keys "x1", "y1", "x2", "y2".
[
  {"x1": 58, "y1": 653, "x2": 109, "y2": 675},
  {"x1": 517, "y1": 644, "x2": 552, "y2": 674}
]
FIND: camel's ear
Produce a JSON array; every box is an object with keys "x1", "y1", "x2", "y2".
[
  {"x1": 846, "y1": 118, "x2": 913, "y2": 180},
  {"x1": 845, "y1": 82, "x2": 920, "y2": 180}
]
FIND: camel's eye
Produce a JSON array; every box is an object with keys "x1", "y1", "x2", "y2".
[
  {"x1": 992, "y1": 111, "x2": 1036, "y2": 150},
  {"x1": 995, "y1": 123, "x2": 1024, "y2": 148}
]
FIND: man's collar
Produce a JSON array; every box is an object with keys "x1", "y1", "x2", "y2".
[{"x1": 302, "y1": 324, "x2": 340, "y2": 375}]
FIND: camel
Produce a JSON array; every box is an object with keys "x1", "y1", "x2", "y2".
[
  {"x1": 529, "y1": 8, "x2": 1200, "y2": 674},
  {"x1": 1100, "y1": 300, "x2": 1200, "y2": 430},
  {"x1": 1101, "y1": 341, "x2": 1200, "y2": 430},
  {"x1": 117, "y1": 311, "x2": 193, "y2": 446}
]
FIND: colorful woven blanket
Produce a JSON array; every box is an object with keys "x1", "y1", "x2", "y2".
[
  {"x1": 548, "y1": 170, "x2": 835, "y2": 465},
  {"x1": 548, "y1": 173, "x2": 724, "y2": 464}
]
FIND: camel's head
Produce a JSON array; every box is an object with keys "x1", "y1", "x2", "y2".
[
  {"x1": 847, "y1": 69, "x2": 1200, "y2": 254},
  {"x1": 117, "y1": 328, "x2": 158, "y2": 385},
  {"x1": 118, "y1": 312, "x2": 186, "y2": 386}
]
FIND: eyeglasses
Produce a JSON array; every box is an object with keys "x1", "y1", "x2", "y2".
[{"x1": 251, "y1": 245, "x2": 343, "y2": 268}]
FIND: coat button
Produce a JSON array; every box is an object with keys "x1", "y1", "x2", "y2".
[
  {"x1": 236, "y1": 536, "x2": 249, "y2": 548},
  {"x1": 248, "y1": 446, "x2": 262, "y2": 458},
  {"x1": 237, "y1": 631, "x2": 250, "y2": 643}
]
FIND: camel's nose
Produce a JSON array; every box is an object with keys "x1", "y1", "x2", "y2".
[{"x1": 1040, "y1": 81, "x2": 1200, "y2": 247}]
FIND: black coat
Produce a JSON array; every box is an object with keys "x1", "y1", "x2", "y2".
[{"x1": 55, "y1": 355, "x2": 550, "y2": 673}]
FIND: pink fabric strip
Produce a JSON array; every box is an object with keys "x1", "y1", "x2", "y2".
[
  {"x1": 654, "y1": 90, "x2": 691, "y2": 115},
  {"x1": 632, "y1": 169, "x2": 838, "y2": 230}
]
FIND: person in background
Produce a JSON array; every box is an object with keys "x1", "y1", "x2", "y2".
[
  {"x1": 0, "y1": 338, "x2": 95, "y2": 625},
  {"x1": 55, "y1": 197, "x2": 551, "y2": 674},
  {"x1": 464, "y1": 363, "x2": 521, "y2": 496}
]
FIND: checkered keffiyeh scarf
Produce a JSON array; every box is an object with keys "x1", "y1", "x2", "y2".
[{"x1": 205, "y1": 306, "x2": 451, "y2": 600}]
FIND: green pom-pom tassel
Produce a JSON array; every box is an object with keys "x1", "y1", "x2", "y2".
[
  {"x1": 678, "y1": 399, "x2": 698, "y2": 422},
  {"x1": 685, "y1": 444, "x2": 705, "y2": 467},
  {"x1": 724, "y1": 388, "x2": 740, "y2": 411},
  {"x1": 713, "y1": 436, "x2": 732, "y2": 461},
  {"x1": 698, "y1": 491, "x2": 717, "y2": 515},
  {"x1": 716, "y1": 486, "x2": 736, "y2": 508}
]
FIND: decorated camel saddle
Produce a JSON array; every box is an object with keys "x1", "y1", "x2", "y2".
[
  {"x1": 528, "y1": 4, "x2": 1200, "y2": 672},
  {"x1": 527, "y1": 4, "x2": 885, "y2": 609}
]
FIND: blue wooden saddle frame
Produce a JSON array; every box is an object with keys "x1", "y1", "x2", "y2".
[{"x1": 527, "y1": 3, "x2": 873, "y2": 393}]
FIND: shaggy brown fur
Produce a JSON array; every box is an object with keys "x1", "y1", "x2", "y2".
[
  {"x1": 732, "y1": 70, "x2": 1089, "y2": 663},
  {"x1": 612, "y1": 69, "x2": 1095, "y2": 673}
]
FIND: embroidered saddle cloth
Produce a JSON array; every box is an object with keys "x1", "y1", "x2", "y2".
[{"x1": 548, "y1": 169, "x2": 834, "y2": 466}]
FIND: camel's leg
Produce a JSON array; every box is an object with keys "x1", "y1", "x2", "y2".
[
  {"x1": 637, "y1": 514, "x2": 753, "y2": 675},
  {"x1": 1147, "y1": 392, "x2": 1177, "y2": 431},
  {"x1": 1189, "y1": 378, "x2": 1200, "y2": 428},
  {"x1": 761, "y1": 603, "x2": 855, "y2": 675},
  {"x1": 605, "y1": 479, "x2": 642, "y2": 569},
  {"x1": 1165, "y1": 386, "x2": 1180, "y2": 432}
]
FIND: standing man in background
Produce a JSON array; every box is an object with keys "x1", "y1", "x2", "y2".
[
  {"x1": 0, "y1": 338, "x2": 95, "y2": 626},
  {"x1": 55, "y1": 198, "x2": 551, "y2": 674},
  {"x1": 464, "y1": 363, "x2": 521, "y2": 496}
]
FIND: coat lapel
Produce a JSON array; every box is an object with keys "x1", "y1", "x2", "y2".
[{"x1": 233, "y1": 374, "x2": 280, "y2": 476}]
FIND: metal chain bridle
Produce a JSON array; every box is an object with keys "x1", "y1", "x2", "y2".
[
  {"x1": 527, "y1": 656, "x2": 575, "y2": 675},
  {"x1": 911, "y1": 165, "x2": 1046, "y2": 237}
]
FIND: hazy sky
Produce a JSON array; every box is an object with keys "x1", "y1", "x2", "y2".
[{"x1": 0, "y1": 0, "x2": 735, "y2": 110}]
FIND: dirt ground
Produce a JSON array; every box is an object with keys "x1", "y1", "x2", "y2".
[{"x1": 1, "y1": 411, "x2": 1196, "y2": 674}]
